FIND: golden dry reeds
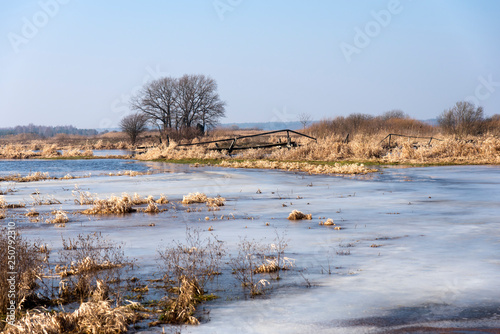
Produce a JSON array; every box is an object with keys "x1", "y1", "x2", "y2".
[
  {"x1": 319, "y1": 218, "x2": 335, "y2": 226},
  {"x1": 219, "y1": 160, "x2": 375, "y2": 175},
  {"x1": 3, "y1": 300, "x2": 136, "y2": 334},
  {"x1": 155, "y1": 194, "x2": 169, "y2": 204},
  {"x1": 25, "y1": 208, "x2": 40, "y2": 217},
  {"x1": 287, "y1": 210, "x2": 312, "y2": 220},
  {"x1": 46, "y1": 210, "x2": 69, "y2": 225},
  {"x1": 62, "y1": 147, "x2": 93, "y2": 157},
  {"x1": 142, "y1": 200, "x2": 160, "y2": 214},
  {"x1": 161, "y1": 276, "x2": 201, "y2": 325},
  {"x1": 55, "y1": 256, "x2": 120, "y2": 278},
  {"x1": 81, "y1": 195, "x2": 134, "y2": 215},
  {"x1": 0, "y1": 195, "x2": 25, "y2": 209},
  {"x1": 182, "y1": 192, "x2": 208, "y2": 204},
  {"x1": 206, "y1": 196, "x2": 226, "y2": 208}
]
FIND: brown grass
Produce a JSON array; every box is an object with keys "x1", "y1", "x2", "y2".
[
  {"x1": 0, "y1": 195, "x2": 25, "y2": 209},
  {"x1": 0, "y1": 229, "x2": 44, "y2": 316},
  {"x1": 134, "y1": 127, "x2": 500, "y2": 167},
  {"x1": 161, "y1": 276, "x2": 201, "y2": 325},
  {"x1": 287, "y1": 210, "x2": 312, "y2": 220},
  {"x1": 46, "y1": 210, "x2": 69, "y2": 225},
  {"x1": 182, "y1": 192, "x2": 208, "y2": 204},
  {"x1": 81, "y1": 194, "x2": 133, "y2": 215},
  {"x1": 3, "y1": 300, "x2": 137, "y2": 334}
]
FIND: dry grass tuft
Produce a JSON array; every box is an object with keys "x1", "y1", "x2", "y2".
[
  {"x1": 0, "y1": 195, "x2": 25, "y2": 209},
  {"x1": 155, "y1": 194, "x2": 169, "y2": 204},
  {"x1": 319, "y1": 218, "x2": 335, "y2": 226},
  {"x1": 72, "y1": 187, "x2": 96, "y2": 205},
  {"x1": 182, "y1": 192, "x2": 208, "y2": 204},
  {"x1": 46, "y1": 210, "x2": 69, "y2": 225},
  {"x1": 287, "y1": 210, "x2": 312, "y2": 220},
  {"x1": 143, "y1": 199, "x2": 160, "y2": 214},
  {"x1": 206, "y1": 196, "x2": 226, "y2": 210},
  {"x1": 0, "y1": 210, "x2": 5, "y2": 219},
  {"x1": 182, "y1": 193, "x2": 226, "y2": 211},
  {"x1": 3, "y1": 300, "x2": 136, "y2": 334},
  {"x1": 161, "y1": 276, "x2": 201, "y2": 325},
  {"x1": 81, "y1": 194, "x2": 133, "y2": 215},
  {"x1": 62, "y1": 148, "x2": 94, "y2": 157},
  {"x1": 25, "y1": 208, "x2": 40, "y2": 217}
]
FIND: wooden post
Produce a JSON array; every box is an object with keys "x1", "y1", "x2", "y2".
[
  {"x1": 286, "y1": 131, "x2": 291, "y2": 147},
  {"x1": 228, "y1": 138, "x2": 236, "y2": 154},
  {"x1": 388, "y1": 134, "x2": 391, "y2": 147}
]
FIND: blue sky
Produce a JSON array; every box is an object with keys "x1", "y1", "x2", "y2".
[{"x1": 1, "y1": 0, "x2": 499, "y2": 128}]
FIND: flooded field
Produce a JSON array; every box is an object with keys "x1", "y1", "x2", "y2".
[{"x1": 1, "y1": 160, "x2": 499, "y2": 333}]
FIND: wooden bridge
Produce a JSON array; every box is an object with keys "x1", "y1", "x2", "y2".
[{"x1": 177, "y1": 129, "x2": 317, "y2": 154}]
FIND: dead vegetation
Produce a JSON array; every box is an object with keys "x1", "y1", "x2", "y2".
[
  {"x1": 182, "y1": 192, "x2": 208, "y2": 204},
  {"x1": 157, "y1": 228, "x2": 225, "y2": 325},
  {"x1": 0, "y1": 231, "x2": 139, "y2": 333},
  {"x1": 182, "y1": 192, "x2": 226, "y2": 211},
  {"x1": 46, "y1": 210, "x2": 69, "y2": 225},
  {"x1": 288, "y1": 210, "x2": 312, "y2": 220},
  {"x1": 132, "y1": 120, "x2": 500, "y2": 167},
  {"x1": 75, "y1": 191, "x2": 171, "y2": 215},
  {"x1": 56, "y1": 232, "x2": 128, "y2": 303},
  {"x1": 81, "y1": 194, "x2": 134, "y2": 215},
  {"x1": 3, "y1": 300, "x2": 137, "y2": 334},
  {"x1": 0, "y1": 195, "x2": 25, "y2": 209},
  {"x1": 0, "y1": 229, "x2": 44, "y2": 318}
]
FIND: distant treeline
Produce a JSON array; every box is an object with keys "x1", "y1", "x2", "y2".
[{"x1": 0, "y1": 124, "x2": 98, "y2": 137}]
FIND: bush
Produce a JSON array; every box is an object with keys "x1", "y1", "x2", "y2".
[{"x1": 438, "y1": 101, "x2": 486, "y2": 137}]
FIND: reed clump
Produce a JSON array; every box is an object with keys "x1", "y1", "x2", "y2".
[
  {"x1": 142, "y1": 199, "x2": 160, "y2": 214},
  {"x1": 0, "y1": 195, "x2": 25, "y2": 209},
  {"x1": 46, "y1": 210, "x2": 69, "y2": 225},
  {"x1": 3, "y1": 300, "x2": 137, "y2": 334},
  {"x1": 157, "y1": 228, "x2": 225, "y2": 325},
  {"x1": 319, "y1": 218, "x2": 335, "y2": 226},
  {"x1": 0, "y1": 230, "x2": 44, "y2": 317},
  {"x1": 287, "y1": 210, "x2": 312, "y2": 220},
  {"x1": 160, "y1": 276, "x2": 202, "y2": 325},
  {"x1": 155, "y1": 194, "x2": 169, "y2": 204},
  {"x1": 81, "y1": 194, "x2": 134, "y2": 215},
  {"x1": 182, "y1": 192, "x2": 208, "y2": 204},
  {"x1": 219, "y1": 160, "x2": 375, "y2": 175}
]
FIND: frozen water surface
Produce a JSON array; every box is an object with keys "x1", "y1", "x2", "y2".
[{"x1": 1, "y1": 160, "x2": 499, "y2": 333}]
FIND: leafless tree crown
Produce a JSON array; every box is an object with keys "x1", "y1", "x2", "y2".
[
  {"x1": 119, "y1": 112, "x2": 148, "y2": 145},
  {"x1": 438, "y1": 101, "x2": 485, "y2": 137},
  {"x1": 130, "y1": 74, "x2": 226, "y2": 139}
]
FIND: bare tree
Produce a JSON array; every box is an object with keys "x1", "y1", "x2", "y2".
[
  {"x1": 119, "y1": 112, "x2": 148, "y2": 146},
  {"x1": 298, "y1": 113, "x2": 312, "y2": 130},
  {"x1": 381, "y1": 109, "x2": 408, "y2": 120},
  {"x1": 131, "y1": 74, "x2": 226, "y2": 139},
  {"x1": 130, "y1": 77, "x2": 178, "y2": 140},
  {"x1": 438, "y1": 101, "x2": 485, "y2": 137}
]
